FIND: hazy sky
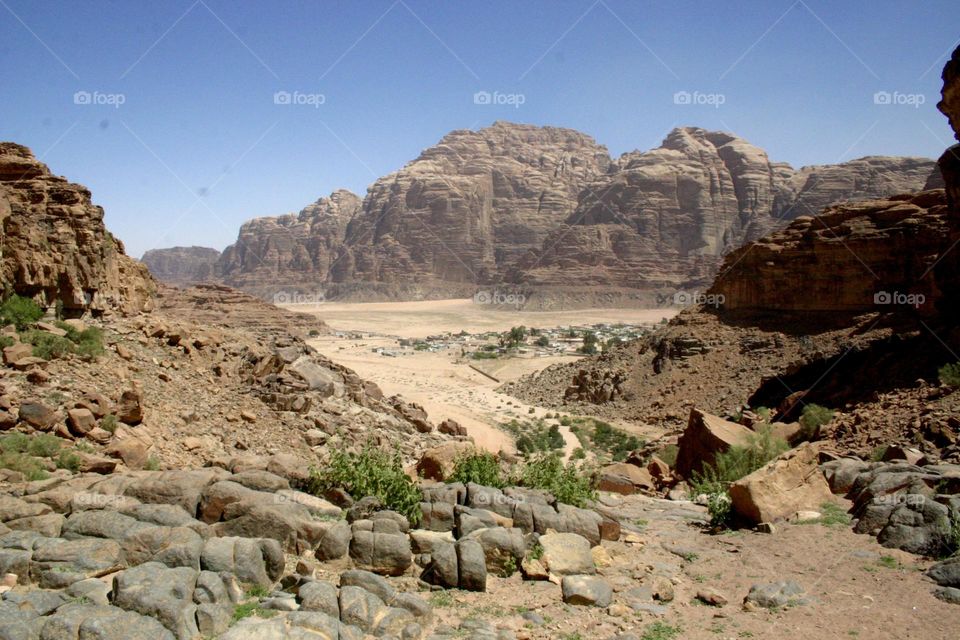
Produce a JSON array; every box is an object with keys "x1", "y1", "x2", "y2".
[{"x1": 1, "y1": 0, "x2": 958, "y2": 258}]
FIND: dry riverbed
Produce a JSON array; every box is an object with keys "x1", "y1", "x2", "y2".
[{"x1": 293, "y1": 299, "x2": 674, "y2": 452}]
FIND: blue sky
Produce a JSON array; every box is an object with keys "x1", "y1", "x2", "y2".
[{"x1": 1, "y1": 0, "x2": 957, "y2": 259}]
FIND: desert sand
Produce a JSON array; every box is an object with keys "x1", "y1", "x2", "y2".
[{"x1": 299, "y1": 299, "x2": 675, "y2": 452}]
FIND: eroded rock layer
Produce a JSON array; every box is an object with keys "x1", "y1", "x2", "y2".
[{"x1": 0, "y1": 143, "x2": 154, "y2": 315}]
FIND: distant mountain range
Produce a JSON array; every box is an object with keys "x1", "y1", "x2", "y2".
[{"x1": 141, "y1": 122, "x2": 937, "y2": 308}]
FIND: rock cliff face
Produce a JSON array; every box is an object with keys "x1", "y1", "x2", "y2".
[
  {"x1": 141, "y1": 246, "x2": 221, "y2": 285},
  {"x1": 157, "y1": 123, "x2": 934, "y2": 305},
  {"x1": 325, "y1": 122, "x2": 611, "y2": 298},
  {"x1": 217, "y1": 189, "x2": 361, "y2": 299},
  {"x1": 0, "y1": 142, "x2": 154, "y2": 315},
  {"x1": 510, "y1": 128, "x2": 936, "y2": 301},
  {"x1": 708, "y1": 190, "x2": 949, "y2": 316}
]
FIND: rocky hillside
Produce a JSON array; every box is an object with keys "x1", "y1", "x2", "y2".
[
  {"x1": 147, "y1": 123, "x2": 934, "y2": 306},
  {"x1": 140, "y1": 247, "x2": 221, "y2": 286},
  {"x1": 0, "y1": 143, "x2": 154, "y2": 316}
]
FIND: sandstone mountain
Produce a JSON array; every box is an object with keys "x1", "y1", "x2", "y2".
[
  {"x1": 140, "y1": 246, "x2": 221, "y2": 286},
  {"x1": 509, "y1": 129, "x2": 936, "y2": 303},
  {"x1": 144, "y1": 123, "x2": 934, "y2": 307},
  {"x1": 218, "y1": 189, "x2": 362, "y2": 300},
  {"x1": 0, "y1": 143, "x2": 154, "y2": 315}
]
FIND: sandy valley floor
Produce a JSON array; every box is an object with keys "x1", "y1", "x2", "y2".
[{"x1": 292, "y1": 299, "x2": 675, "y2": 451}]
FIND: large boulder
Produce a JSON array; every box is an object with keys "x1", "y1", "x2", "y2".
[
  {"x1": 416, "y1": 442, "x2": 476, "y2": 481},
  {"x1": 561, "y1": 575, "x2": 612, "y2": 607},
  {"x1": 729, "y1": 443, "x2": 834, "y2": 524},
  {"x1": 348, "y1": 520, "x2": 412, "y2": 576},
  {"x1": 675, "y1": 409, "x2": 753, "y2": 479},
  {"x1": 40, "y1": 604, "x2": 176, "y2": 640},
  {"x1": 598, "y1": 462, "x2": 656, "y2": 495},
  {"x1": 538, "y1": 532, "x2": 595, "y2": 580},
  {"x1": 111, "y1": 562, "x2": 203, "y2": 640}
]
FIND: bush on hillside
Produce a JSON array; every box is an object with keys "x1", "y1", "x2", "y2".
[
  {"x1": 513, "y1": 453, "x2": 596, "y2": 507},
  {"x1": 302, "y1": 448, "x2": 422, "y2": 525},
  {"x1": 448, "y1": 450, "x2": 506, "y2": 488},
  {"x1": 689, "y1": 426, "x2": 789, "y2": 529},
  {"x1": 0, "y1": 295, "x2": 44, "y2": 331},
  {"x1": 799, "y1": 403, "x2": 834, "y2": 440}
]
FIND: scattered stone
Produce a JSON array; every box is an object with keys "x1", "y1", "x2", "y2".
[
  {"x1": 561, "y1": 575, "x2": 613, "y2": 607},
  {"x1": 743, "y1": 580, "x2": 808, "y2": 610}
]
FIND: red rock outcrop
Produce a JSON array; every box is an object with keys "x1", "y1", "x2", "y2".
[
  {"x1": 708, "y1": 190, "x2": 950, "y2": 316},
  {"x1": 0, "y1": 142, "x2": 154, "y2": 315}
]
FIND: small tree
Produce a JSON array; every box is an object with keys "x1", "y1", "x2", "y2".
[
  {"x1": 536, "y1": 335, "x2": 550, "y2": 347},
  {"x1": 579, "y1": 331, "x2": 598, "y2": 355}
]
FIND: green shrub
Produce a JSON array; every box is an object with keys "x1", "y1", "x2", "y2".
[
  {"x1": 869, "y1": 445, "x2": 888, "y2": 462},
  {"x1": 799, "y1": 404, "x2": 834, "y2": 440},
  {"x1": 302, "y1": 448, "x2": 422, "y2": 525},
  {"x1": 0, "y1": 450, "x2": 48, "y2": 481},
  {"x1": 536, "y1": 335, "x2": 550, "y2": 347},
  {"x1": 22, "y1": 324, "x2": 105, "y2": 361},
  {"x1": 0, "y1": 295, "x2": 44, "y2": 331},
  {"x1": 939, "y1": 362, "x2": 960, "y2": 387},
  {"x1": 0, "y1": 433, "x2": 30, "y2": 454},
  {"x1": 0, "y1": 335, "x2": 14, "y2": 349},
  {"x1": 658, "y1": 444, "x2": 679, "y2": 467},
  {"x1": 471, "y1": 351, "x2": 498, "y2": 360},
  {"x1": 501, "y1": 419, "x2": 565, "y2": 455},
  {"x1": 582, "y1": 419, "x2": 643, "y2": 462},
  {"x1": 27, "y1": 434, "x2": 63, "y2": 457},
  {"x1": 73, "y1": 327, "x2": 105, "y2": 360},
  {"x1": 513, "y1": 453, "x2": 596, "y2": 507},
  {"x1": 640, "y1": 622, "x2": 681, "y2": 640},
  {"x1": 25, "y1": 331, "x2": 74, "y2": 360},
  {"x1": 101, "y1": 415, "x2": 119, "y2": 434},
  {"x1": 689, "y1": 426, "x2": 789, "y2": 529},
  {"x1": 144, "y1": 456, "x2": 161, "y2": 471},
  {"x1": 448, "y1": 450, "x2": 505, "y2": 488},
  {"x1": 57, "y1": 450, "x2": 82, "y2": 472},
  {"x1": 755, "y1": 406, "x2": 772, "y2": 422}
]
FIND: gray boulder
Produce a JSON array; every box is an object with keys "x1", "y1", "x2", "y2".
[{"x1": 561, "y1": 575, "x2": 613, "y2": 606}]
